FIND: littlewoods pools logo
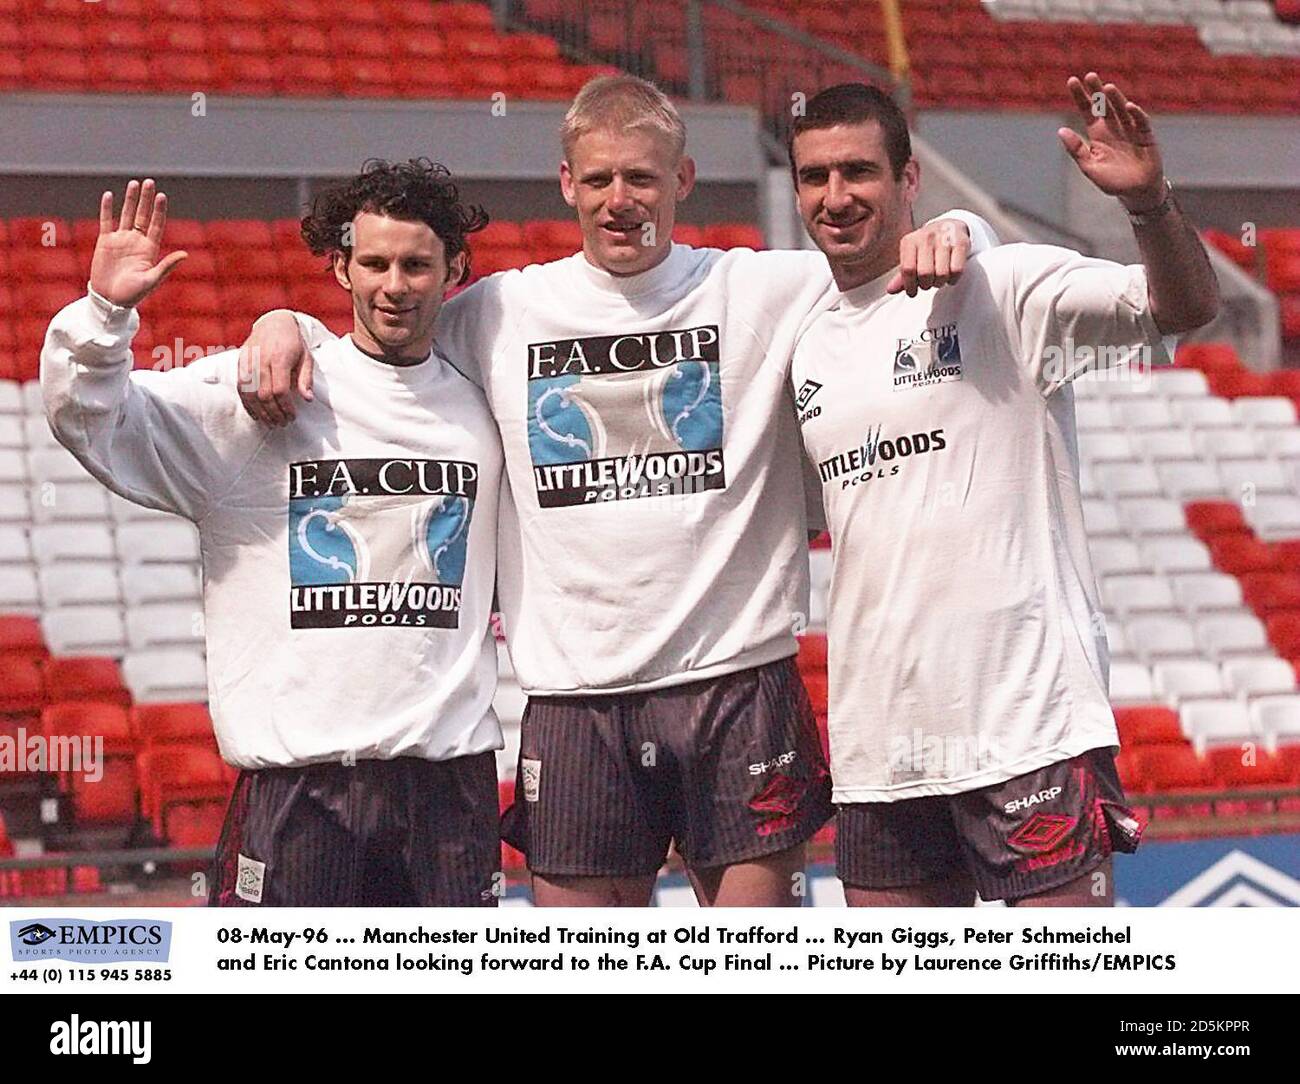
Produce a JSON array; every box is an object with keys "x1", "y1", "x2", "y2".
[{"x1": 11, "y1": 919, "x2": 172, "y2": 963}]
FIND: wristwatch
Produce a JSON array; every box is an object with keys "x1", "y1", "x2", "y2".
[{"x1": 1126, "y1": 178, "x2": 1176, "y2": 226}]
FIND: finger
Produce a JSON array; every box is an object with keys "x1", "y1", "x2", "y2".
[
  {"x1": 147, "y1": 190, "x2": 168, "y2": 245},
  {"x1": 237, "y1": 346, "x2": 268, "y2": 423},
  {"x1": 98, "y1": 191, "x2": 114, "y2": 235},
  {"x1": 885, "y1": 271, "x2": 905, "y2": 295},
  {"x1": 933, "y1": 240, "x2": 952, "y2": 285},
  {"x1": 1058, "y1": 127, "x2": 1088, "y2": 163},
  {"x1": 1066, "y1": 76, "x2": 1091, "y2": 118},
  {"x1": 1103, "y1": 84, "x2": 1131, "y2": 134},
  {"x1": 118, "y1": 179, "x2": 141, "y2": 232},
  {"x1": 296, "y1": 349, "x2": 315, "y2": 402},
  {"x1": 897, "y1": 235, "x2": 918, "y2": 296},
  {"x1": 145, "y1": 250, "x2": 188, "y2": 290},
  {"x1": 949, "y1": 240, "x2": 967, "y2": 282},
  {"x1": 256, "y1": 382, "x2": 289, "y2": 427},
  {"x1": 134, "y1": 179, "x2": 156, "y2": 232},
  {"x1": 1126, "y1": 101, "x2": 1154, "y2": 137},
  {"x1": 915, "y1": 235, "x2": 936, "y2": 291},
  {"x1": 270, "y1": 358, "x2": 298, "y2": 423}
]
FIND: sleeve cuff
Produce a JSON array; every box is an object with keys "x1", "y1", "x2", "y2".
[{"x1": 85, "y1": 285, "x2": 140, "y2": 338}]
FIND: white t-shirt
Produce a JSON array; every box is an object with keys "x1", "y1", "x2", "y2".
[
  {"x1": 790, "y1": 244, "x2": 1173, "y2": 802},
  {"x1": 42, "y1": 292, "x2": 503, "y2": 769},
  {"x1": 296, "y1": 218, "x2": 996, "y2": 697}
]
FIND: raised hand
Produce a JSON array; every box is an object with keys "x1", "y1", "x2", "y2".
[
  {"x1": 1058, "y1": 73, "x2": 1166, "y2": 213},
  {"x1": 89, "y1": 179, "x2": 188, "y2": 308},
  {"x1": 887, "y1": 217, "x2": 971, "y2": 297}
]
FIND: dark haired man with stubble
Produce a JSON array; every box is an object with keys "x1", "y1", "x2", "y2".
[{"x1": 41, "y1": 162, "x2": 505, "y2": 906}]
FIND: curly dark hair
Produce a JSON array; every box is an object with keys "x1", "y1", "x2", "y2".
[{"x1": 300, "y1": 158, "x2": 489, "y2": 286}]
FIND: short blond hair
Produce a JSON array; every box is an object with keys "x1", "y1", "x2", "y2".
[{"x1": 561, "y1": 74, "x2": 686, "y2": 161}]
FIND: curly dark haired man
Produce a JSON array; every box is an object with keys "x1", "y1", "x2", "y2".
[{"x1": 40, "y1": 162, "x2": 506, "y2": 906}]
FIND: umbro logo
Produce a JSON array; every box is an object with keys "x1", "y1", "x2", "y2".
[{"x1": 794, "y1": 379, "x2": 823, "y2": 411}]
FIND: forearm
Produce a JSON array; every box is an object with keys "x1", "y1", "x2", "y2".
[
  {"x1": 1125, "y1": 189, "x2": 1220, "y2": 334},
  {"x1": 252, "y1": 308, "x2": 336, "y2": 350}
]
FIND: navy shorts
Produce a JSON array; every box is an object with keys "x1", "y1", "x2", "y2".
[
  {"x1": 835, "y1": 748, "x2": 1142, "y2": 902},
  {"x1": 210, "y1": 753, "x2": 500, "y2": 907},
  {"x1": 501, "y1": 655, "x2": 834, "y2": 877}
]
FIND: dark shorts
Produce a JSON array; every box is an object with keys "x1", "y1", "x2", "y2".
[
  {"x1": 210, "y1": 753, "x2": 500, "y2": 907},
  {"x1": 501, "y1": 655, "x2": 834, "y2": 877},
  {"x1": 835, "y1": 748, "x2": 1143, "y2": 903}
]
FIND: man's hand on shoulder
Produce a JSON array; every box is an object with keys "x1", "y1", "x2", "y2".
[
  {"x1": 888, "y1": 218, "x2": 971, "y2": 297},
  {"x1": 237, "y1": 311, "x2": 314, "y2": 427}
]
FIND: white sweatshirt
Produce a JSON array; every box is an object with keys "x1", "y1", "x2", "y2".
[
  {"x1": 790, "y1": 244, "x2": 1175, "y2": 802},
  {"x1": 41, "y1": 291, "x2": 503, "y2": 769},
  {"x1": 293, "y1": 219, "x2": 996, "y2": 696}
]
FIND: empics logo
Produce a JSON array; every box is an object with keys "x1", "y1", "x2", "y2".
[
  {"x1": 50, "y1": 1016, "x2": 151, "y2": 1065},
  {"x1": 818, "y1": 426, "x2": 947, "y2": 488},
  {"x1": 10, "y1": 918, "x2": 171, "y2": 963},
  {"x1": 894, "y1": 323, "x2": 962, "y2": 390},
  {"x1": 525, "y1": 326, "x2": 725, "y2": 506},
  {"x1": 287, "y1": 458, "x2": 477, "y2": 629}
]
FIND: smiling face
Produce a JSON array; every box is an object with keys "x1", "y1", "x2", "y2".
[
  {"x1": 334, "y1": 211, "x2": 465, "y2": 360},
  {"x1": 792, "y1": 120, "x2": 920, "y2": 289},
  {"x1": 559, "y1": 126, "x2": 696, "y2": 277}
]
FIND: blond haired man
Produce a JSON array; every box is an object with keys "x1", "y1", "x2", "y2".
[{"x1": 238, "y1": 75, "x2": 997, "y2": 907}]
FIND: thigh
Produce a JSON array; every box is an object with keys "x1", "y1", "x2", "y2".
[
  {"x1": 210, "y1": 766, "x2": 356, "y2": 907},
  {"x1": 503, "y1": 693, "x2": 672, "y2": 880},
  {"x1": 399, "y1": 753, "x2": 502, "y2": 907},
  {"x1": 835, "y1": 796, "x2": 970, "y2": 905},
  {"x1": 952, "y1": 748, "x2": 1142, "y2": 904},
  {"x1": 670, "y1": 656, "x2": 834, "y2": 876}
]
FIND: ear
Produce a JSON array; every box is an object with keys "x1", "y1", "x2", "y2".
[
  {"x1": 676, "y1": 155, "x2": 697, "y2": 202},
  {"x1": 902, "y1": 157, "x2": 921, "y2": 203},
  {"x1": 332, "y1": 250, "x2": 352, "y2": 291},
  {"x1": 559, "y1": 159, "x2": 578, "y2": 208},
  {"x1": 445, "y1": 250, "x2": 468, "y2": 291}
]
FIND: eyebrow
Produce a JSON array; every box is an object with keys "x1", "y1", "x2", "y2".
[{"x1": 798, "y1": 158, "x2": 881, "y2": 177}]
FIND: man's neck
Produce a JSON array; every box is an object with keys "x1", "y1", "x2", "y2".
[
  {"x1": 348, "y1": 335, "x2": 429, "y2": 367},
  {"x1": 582, "y1": 242, "x2": 672, "y2": 278}
]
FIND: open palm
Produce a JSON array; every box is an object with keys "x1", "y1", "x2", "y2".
[
  {"x1": 89, "y1": 179, "x2": 188, "y2": 308},
  {"x1": 1059, "y1": 73, "x2": 1165, "y2": 211}
]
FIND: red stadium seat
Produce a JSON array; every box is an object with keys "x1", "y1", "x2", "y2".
[
  {"x1": 796, "y1": 632, "x2": 828, "y2": 673},
  {"x1": 703, "y1": 224, "x2": 765, "y2": 250},
  {"x1": 42, "y1": 702, "x2": 135, "y2": 758},
  {"x1": 523, "y1": 220, "x2": 583, "y2": 252},
  {"x1": 431, "y1": 2, "x2": 496, "y2": 32},
  {"x1": 1208, "y1": 369, "x2": 1272, "y2": 399},
  {"x1": 1273, "y1": 541, "x2": 1300, "y2": 573},
  {"x1": 326, "y1": 25, "x2": 390, "y2": 59},
  {"x1": 0, "y1": 615, "x2": 47, "y2": 662},
  {"x1": 1175, "y1": 343, "x2": 1240, "y2": 373},
  {"x1": 204, "y1": 219, "x2": 275, "y2": 251},
  {"x1": 162, "y1": 799, "x2": 228, "y2": 847},
  {"x1": 43, "y1": 657, "x2": 132, "y2": 708},
  {"x1": 1184, "y1": 501, "x2": 1247, "y2": 539},
  {"x1": 132, "y1": 702, "x2": 213, "y2": 747},
  {"x1": 1208, "y1": 535, "x2": 1280, "y2": 575},
  {"x1": 70, "y1": 758, "x2": 138, "y2": 826},
  {"x1": 1131, "y1": 745, "x2": 1213, "y2": 792},
  {"x1": 275, "y1": 55, "x2": 338, "y2": 96},
  {"x1": 1206, "y1": 747, "x2": 1290, "y2": 789},
  {"x1": 1242, "y1": 573, "x2": 1300, "y2": 617},
  {"x1": 1266, "y1": 612, "x2": 1300, "y2": 656},
  {"x1": 0, "y1": 654, "x2": 44, "y2": 714},
  {"x1": 1114, "y1": 706, "x2": 1185, "y2": 747},
  {"x1": 137, "y1": 744, "x2": 229, "y2": 834}
]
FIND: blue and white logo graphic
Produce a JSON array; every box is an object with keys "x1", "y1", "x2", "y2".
[
  {"x1": 10, "y1": 918, "x2": 171, "y2": 963},
  {"x1": 526, "y1": 326, "x2": 726, "y2": 506},
  {"x1": 1116, "y1": 834, "x2": 1300, "y2": 906},
  {"x1": 286, "y1": 458, "x2": 477, "y2": 629}
]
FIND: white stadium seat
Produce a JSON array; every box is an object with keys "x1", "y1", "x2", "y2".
[
  {"x1": 809, "y1": 586, "x2": 827, "y2": 629},
  {"x1": 26, "y1": 447, "x2": 92, "y2": 484},
  {"x1": 1109, "y1": 660, "x2": 1155, "y2": 704},
  {"x1": 1232, "y1": 397, "x2": 1297, "y2": 428},
  {"x1": 1097, "y1": 461, "x2": 1161, "y2": 497},
  {"x1": 1218, "y1": 458, "x2": 1290, "y2": 495},
  {"x1": 41, "y1": 605, "x2": 127, "y2": 655},
  {"x1": 1196, "y1": 614, "x2": 1270, "y2": 658},
  {"x1": 29, "y1": 481, "x2": 111, "y2": 524},
  {"x1": 120, "y1": 563, "x2": 201, "y2": 606},
  {"x1": 1152, "y1": 368, "x2": 1209, "y2": 397},
  {"x1": 1074, "y1": 399, "x2": 1113, "y2": 430},
  {"x1": 1221, "y1": 657, "x2": 1297, "y2": 698},
  {"x1": 1192, "y1": 427, "x2": 1257, "y2": 461},
  {"x1": 1141, "y1": 537, "x2": 1211, "y2": 574},
  {"x1": 809, "y1": 548, "x2": 832, "y2": 592},
  {"x1": 1171, "y1": 572, "x2": 1244, "y2": 612},
  {"x1": 122, "y1": 648, "x2": 209, "y2": 703},
  {"x1": 1251, "y1": 696, "x2": 1300, "y2": 746},
  {"x1": 1112, "y1": 398, "x2": 1175, "y2": 430},
  {"x1": 1170, "y1": 398, "x2": 1234, "y2": 427},
  {"x1": 38, "y1": 563, "x2": 121, "y2": 607},
  {"x1": 21, "y1": 381, "x2": 44, "y2": 415},
  {"x1": 1078, "y1": 431, "x2": 1136, "y2": 463},
  {"x1": 115, "y1": 521, "x2": 201, "y2": 563},
  {"x1": 1104, "y1": 618, "x2": 1130, "y2": 659},
  {"x1": 1153, "y1": 659, "x2": 1225, "y2": 701},
  {"x1": 493, "y1": 680, "x2": 527, "y2": 728},
  {"x1": 29, "y1": 523, "x2": 117, "y2": 564},
  {"x1": 0, "y1": 565, "x2": 40, "y2": 611},
  {"x1": 1082, "y1": 498, "x2": 1123, "y2": 535},
  {"x1": 1180, "y1": 699, "x2": 1255, "y2": 749},
  {"x1": 125, "y1": 602, "x2": 206, "y2": 650},
  {"x1": 1102, "y1": 573, "x2": 1175, "y2": 614},
  {"x1": 1117, "y1": 497, "x2": 1187, "y2": 535},
  {"x1": 0, "y1": 525, "x2": 30, "y2": 564},
  {"x1": 1126, "y1": 614, "x2": 1199, "y2": 659},
  {"x1": 1088, "y1": 538, "x2": 1144, "y2": 576},
  {"x1": 0, "y1": 382, "x2": 21, "y2": 414},
  {"x1": 1257, "y1": 429, "x2": 1300, "y2": 457},
  {"x1": 0, "y1": 449, "x2": 26, "y2": 484},
  {"x1": 109, "y1": 494, "x2": 188, "y2": 525},
  {"x1": 22, "y1": 416, "x2": 59, "y2": 450},
  {"x1": 0, "y1": 484, "x2": 31, "y2": 523},
  {"x1": 1156, "y1": 460, "x2": 1222, "y2": 499},
  {"x1": 1245, "y1": 496, "x2": 1300, "y2": 539},
  {"x1": 1132, "y1": 429, "x2": 1196, "y2": 461},
  {"x1": 0, "y1": 416, "x2": 24, "y2": 450}
]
